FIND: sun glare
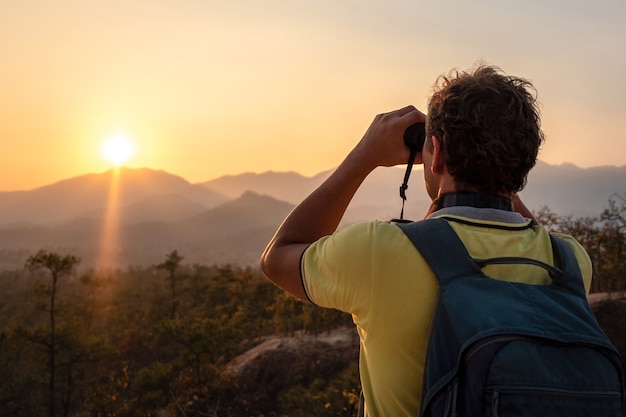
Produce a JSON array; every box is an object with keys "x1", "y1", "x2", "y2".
[{"x1": 101, "y1": 133, "x2": 135, "y2": 166}]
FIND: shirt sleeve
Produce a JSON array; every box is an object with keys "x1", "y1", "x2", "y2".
[{"x1": 301, "y1": 221, "x2": 378, "y2": 313}]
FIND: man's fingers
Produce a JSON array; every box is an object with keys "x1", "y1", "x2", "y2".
[
  {"x1": 395, "y1": 105, "x2": 418, "y2": 116},
  {"x1": 379, "y1": 105, "x2": 417, "y2": 118},
  {"x1": 398, "y1": 106, "x2": 426, "y2": 124},
  {"x1": 379, "y1": 106, "x2": 426, "y2": 126}
]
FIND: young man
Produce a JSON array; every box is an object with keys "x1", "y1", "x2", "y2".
[{"x1": 260, "y1": 64, "x2": 592, "y2": 416}]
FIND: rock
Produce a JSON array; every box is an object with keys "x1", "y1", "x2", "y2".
[{"x1": 226, "y1": 327, "x2": 359, "y2": 391}]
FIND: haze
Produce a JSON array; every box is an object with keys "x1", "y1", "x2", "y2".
[{"x1": 1, "y1": 0, "x2": 625, "y2": 192}]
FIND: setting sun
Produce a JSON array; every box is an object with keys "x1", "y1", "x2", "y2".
[{"x1": 101, "y1": 134, "x2": 135, "y2": 166}]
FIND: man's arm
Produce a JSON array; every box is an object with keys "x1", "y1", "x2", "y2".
[{"x1": 260, "y1": 106, "x2": 425, "y2": 300}]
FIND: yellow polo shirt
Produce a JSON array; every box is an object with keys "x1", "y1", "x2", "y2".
[{"x1": 301, "y1": 211, "x2": 592, "y2": 417}]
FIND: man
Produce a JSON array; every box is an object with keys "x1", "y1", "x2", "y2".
[{"x1": 260, "y1": 64, "x2": 592, "y2": 416}]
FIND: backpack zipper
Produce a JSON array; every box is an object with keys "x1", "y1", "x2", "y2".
[
  {"x1": 442, "y1": 378, "x2": 459, "y2": 417},
  {"x1": 450, "y1": 378, "x2": 459, "y2": 417},
  {"x1": 491, "y1": 391, "x2": 500, "y2": 417}
]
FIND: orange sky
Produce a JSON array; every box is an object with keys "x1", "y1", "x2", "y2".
[{"x1": 1, "y1": 1, "x2": 625, "y2": 191}]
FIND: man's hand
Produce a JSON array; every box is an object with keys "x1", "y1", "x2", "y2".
[
  {"x1": 348, "y1": 106, "x2": 426, "y2": 171},
  {"x1": 260, "y1": 106, "x2": 425, "y2": 300}
]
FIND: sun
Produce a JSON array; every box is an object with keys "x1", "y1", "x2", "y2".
[{"x1": 101, "y1": 133, "x2": 135, "y2": 166}]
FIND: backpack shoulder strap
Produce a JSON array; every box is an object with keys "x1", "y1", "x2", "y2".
[
  {"x1": 549, "y1": 234, "x2": 588, "y2": 299},
  {"x1": 396, "y1": 218, "x2": 481, "y2": 283}
]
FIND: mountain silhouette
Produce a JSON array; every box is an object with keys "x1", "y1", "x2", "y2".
[
  {"x1": 203, "y1": 161, "x2": 626, "y2": 219},
  {"x1": 84, "y1": 192, "x2": 209, "y2": 225},
  {"x1": 201, "y1": 171, "x2": 330, "y2": 202},
  {"x1": 0, "y1": 167, "x2": 227, "y2": 227},
  {"x1": 0, "y1": 189, "x2": 293, "y2": 268},
  {"x1": 523, "y1": 161, "x2": 626, "y2": 217},
  {"x1": 0, "y1": 161, "x2": 624, "y2": 270},
  {"x1": 202, "y1": 166, "x2": 431, "y2": 222}
]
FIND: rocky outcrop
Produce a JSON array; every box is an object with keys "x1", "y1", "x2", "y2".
[{"x1": 227, "y1": 327, "x2": 359, "y2": 392}]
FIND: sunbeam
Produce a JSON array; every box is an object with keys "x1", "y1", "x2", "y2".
[{"x1": 95, "y1": 167, "x2": 122, "y2": 272}]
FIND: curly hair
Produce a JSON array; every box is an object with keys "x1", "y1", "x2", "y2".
[{"x1": 426, "y1": 64, "x2": 544, "y2": 194}]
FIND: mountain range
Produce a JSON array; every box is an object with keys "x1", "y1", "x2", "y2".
[{"x1": 0, "y1": 161, "x2": 624, "y2": 270}]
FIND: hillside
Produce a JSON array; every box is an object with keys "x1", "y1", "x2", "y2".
[
  {"x1": 0, "y1": 190, "x2": 293, "y2": 269},
  {"x1": 202, "y1": 166, "x2": 431, "y2": 222},
  {"x1": 0, "y1": 167, "x2": 227, "y2": 227},
  {"x1": 201, "y1": 170, "x2": 330, "y2": 202},
  {"x1": 523, "y1": 161, "x2": 626, "y2": 217},
  {"x1": 202, "y1": 161, "x2": 626, "y2": 219},
  {"x1": 0, "y1": 161, "x2": 625, "y2": 270}
]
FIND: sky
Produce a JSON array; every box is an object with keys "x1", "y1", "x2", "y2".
[{"x1": 1, "y1": 0, "x2": 625, "y2": 191}]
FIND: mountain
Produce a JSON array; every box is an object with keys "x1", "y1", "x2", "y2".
[
  {"x1": 1, "y1": 161, "x2": 625, "y2": 270},
  {"x1": 0, "y1": 167, "x2": 228, "y2": 227},
  {"x1": 0, "y1": 191, "x2": 293, "y2": 269},
  {"x1": 522, "y1": 161, "x2": 626, "y2": 217},
  {"x1": 115, "y1": 191, "x2": 294, "y2": 264},
  {"x1": 83, "y1": 192, "x2": 209, "y2": 225},
  {"x1": 203, "y1": 161, "x2": 626, "y2": 219},
  {"x1": 202, "y1": 167, "x2": 432, "y2": 222},
  {"x1": 200, "y1": 171, "x2": 330, "y2": 202}
]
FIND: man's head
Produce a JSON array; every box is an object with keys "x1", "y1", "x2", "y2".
[{"x1": 425, "y1": 64, "x2": 544, "y2": 196}]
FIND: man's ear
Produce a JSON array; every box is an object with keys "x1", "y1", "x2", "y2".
[{"x1": 430, "y1": 136, "x2": 445, "y2": 174}]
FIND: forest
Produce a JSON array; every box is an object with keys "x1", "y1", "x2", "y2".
[{"x1": 1, "y1": 197, "x2": 625, "y2": 417}]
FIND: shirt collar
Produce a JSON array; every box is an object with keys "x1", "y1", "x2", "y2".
[{"x1": 428, "y1": 206, "x2": 529, "y2": 225}]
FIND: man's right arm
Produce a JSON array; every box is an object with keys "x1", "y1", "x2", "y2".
[{"x1": 260, "y1": 106, "x2": 426, "y2": 300}]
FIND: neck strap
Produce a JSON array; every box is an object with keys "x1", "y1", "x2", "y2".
[
  {"x1": 398, "y1": 147, "x2": 417, "y2": 220},
  {"x1": 433, "y1": 192, "x2": 514, "y2": 211}
]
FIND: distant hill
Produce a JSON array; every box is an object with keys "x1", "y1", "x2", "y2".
[
  {"x1": 0, "y1": 161, "x2": 624, "y2": 270},
  {"x1": 201, "y1": 166, "x2": 431, "y2": 222},
  {"x1": 201, "y1": 171, "x2": 329, "y2": 202},
  {"x1": 0, "y1": 191, "x2": 293, "y2": 269},
  {"x1": 0, "y1": 167, "x2": 228, "y2": 227},
  {"x1": 201, "y1": 161, "x2": 626, "y2": 220},
  {"x1": 523, "y1": 161, "x2": 626, "y2": 217}
]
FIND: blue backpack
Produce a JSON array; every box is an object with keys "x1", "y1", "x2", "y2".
[{"x1": 397, "y1": 218, "x2": 625, "y2": 417}]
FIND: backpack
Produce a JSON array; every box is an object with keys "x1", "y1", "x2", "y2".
[{"x1": 397, "y1": 218, "x2": 625, "y2": 417}]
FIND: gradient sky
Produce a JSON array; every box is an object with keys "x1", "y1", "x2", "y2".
[{"x1": 1, "y1": 0, "x2": 625, "y2": 191}]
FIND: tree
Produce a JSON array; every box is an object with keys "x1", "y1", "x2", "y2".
[
  {"x1": 533, "y1": 200, "x2": 626, "y2": 294},
  {"x1": 601, "y1": 193, "x2": 626, "y2": 231},
  {"x1": 533, "y1": 205, "x2": 560, "y2": 232},
  {"x1": 598, "y1": 193, "x2": 626, "y2": 294},
  {"x1": 157, "y1": 250, "x2": 184, "y2": 319},
  {"x1": 25, "y1": 250, "x2": 80, "y2": 417}
]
